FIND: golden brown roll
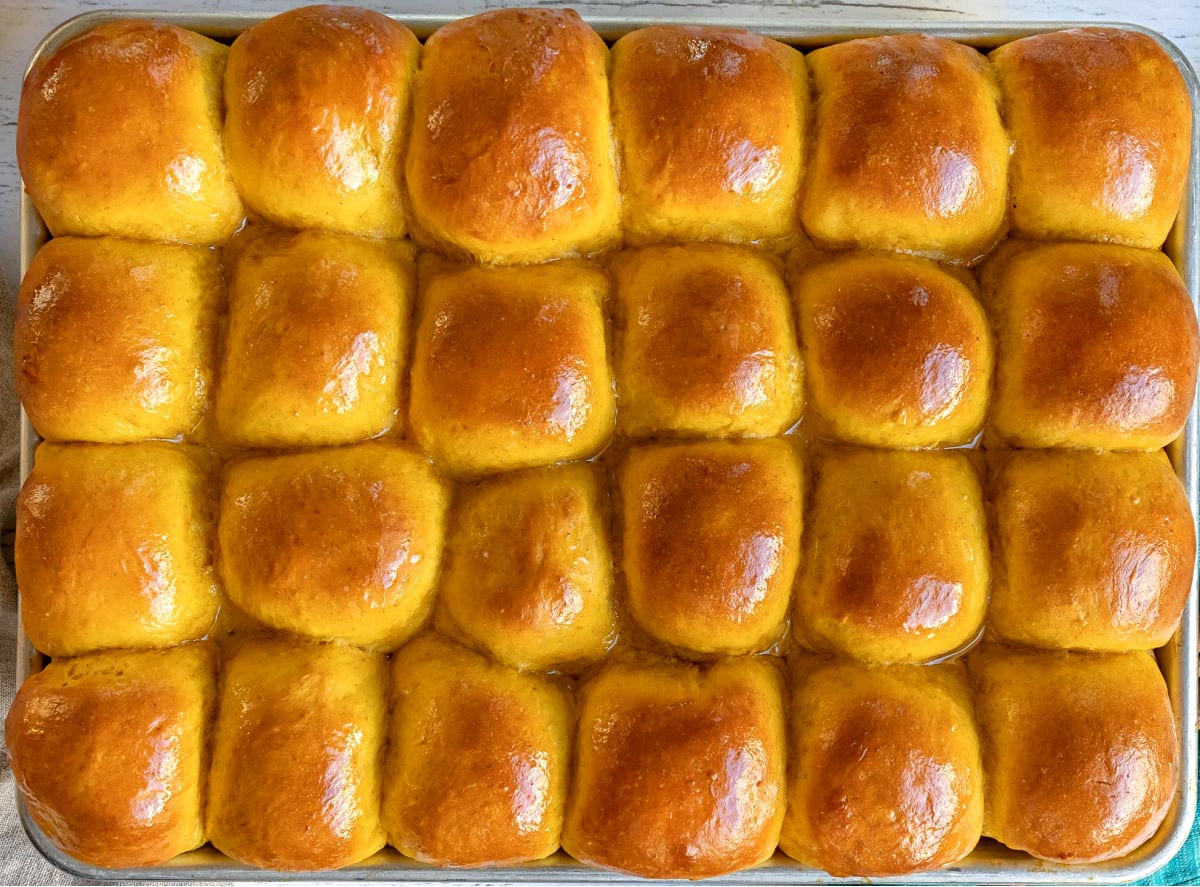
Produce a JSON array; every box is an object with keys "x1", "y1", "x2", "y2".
[
  {"x1": 410, "y1": 260, "x2": 615, "y2": 475},
  {"x1": 15, "y1": 236, "x2": 220, "y2": 443},
  {"x1": 982, "y1": 241, "x2": 1199, "y2": 450},
  {"x1": 968, "y1": 646, "x2": 1178, "y2": 863},
  {"x1": 991, "y1": 28, "x2": 1192, "y2": 248},
  {"x1": 563, "y1": 655, "x2": 786, "y2": 879},
  {"x1": 610, "y1": 25, "x2": 806, "y2": 245},
  {"x1": 17, "y1": 20, "x2": 243, "y2": 243},
  {"x1": 207, "y1": 637, "x2": 388, "y2": 871},
  {"x1": 383, "y1": 634, "x2": 572, "y2": 866},
  {"x1": 215, "y1": 229, "x2": 412, "y2": 448},
  {"x1": 793, "y1": 252, "x2": 992, "y2": 447},
  {"x1": 224, "y1": 6, "x2": 419, "y2": 237},
  {"x1": 438, "y1": 464, "x2": 617, "y2": 671},
  {"x1": 795, "y1": 447, "x2": 988, "y2": 663},
  {"x1": 801, "y1": 35, "x2": 1008, "y2": 263},
  {"x1": 780, "y1": 658, "x2": 983, "y2": 876},
  {"x1": 16, "y1": 442, "x2": 218, "y2": 657},
  {"x1": 5, "y1": 644, "x2": 215, "y2": 868},
  {"x1": 405, "y1": 9, "x2": 620, "y2": 264},
  {"x1": 988, "y1": 450, "x2": 1193, "y2": 651},
  {"x1": 218, "y1": 442, "x2": 447, "y2": 651},
  {"x1": 612, "y1": 245, "x2": 804, "y2": 439},
  {"x1": 620, "y1": 439, "x2": 802, "y2": 657}
]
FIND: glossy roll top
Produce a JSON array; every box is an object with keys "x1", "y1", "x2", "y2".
[
  {"x1": 781, "y1": 658, "x2": 983, "y2": 877},
  {"x1": 224, "y1": 5, "x2": 419, "y2": 237},
  {"x1": 405, "y1": 8, "x2": 620, "y2": 264},
  {"x1": 16, "y1": 442, "x2": 219, "y2": 658},
  {"x1": 564, "y1": 655, "x2": 786, "y2": 879},
  {"x1": 383, "y1": 634, "x2": 572, "y2": 866},
  {"x1": 18, "y1": 20, "x2": 243, "y2": 243},
  {"x1": 216, "y1": 228, "x2": 413, "y2": 448},
  {"x1": 611, "y1": 25, "x2": 807, "y2": 245},
  {"x1": 612, "y1": 244, "x2": 804, "y2": 439},
  {"x1": 15, "y1": 236, "x2": 221, "y2": 444},
  {"x1": 988, "y1": 450, "x2": 1195, "y2": 651},
  {"x1": 437, "y1": 463, "x2": 617, "y2": 672},
  {"x1": 218, "y1": 442, "x2": 449, "y2": 650},
  {"x1": 982, "y1": 241, "x2": 1199, "y2": 449},
  {"x1": 801, "y1": 34, "x2": 1009, "y2": 264},
  {"x1": 795, "y1": 447, "x2": 989, "y2": 663},
  {"x1": 409, "y1": 259, "x2": 615, "y2": 475},
  {"x1": 793, "y1": 251, "x2": 993, "y2": 447},
  {"x1": 968, "y1": 647, "x2": 1178, "y2": 864},
  {"x1": 5, "y1": 645, "x2": 216, "y2": 869},
  {"x1": 619, "y1": 439, "x2": 803, "y2": 658},
  {"x1": 206, "y1": 637, "x2": 388, "y2": 871},
  {"x1": 992, "y1": 27, "x2": 1192, "y2": 248}
]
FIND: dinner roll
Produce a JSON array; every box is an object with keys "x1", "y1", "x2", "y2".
[
  {"x1": 801, "y1": 35, "x2": 1008, "y2": 263},
  {"x1": 16, "y1": 237, "x2": 220, "y2": 443},
  {"x1": 410, "y1": 260, "x2": 615, "y2": 475},
  {"x1": 795, "y1": 447, "x2": 988, "y2": 663},
  {"x1": 563, "y1": 655, "x2": 786, "y2": 879},
  {"x1": 16, "y1": 442, "x2": 218, "y2": 657},
  {"x1": 610, "y1": 25, "x2": 806, "y2": 245},
  {"x1": 793, "y1": 252, "x2": 992, "y2": 447},
  {"x1": 612, "y1": 245, "x2": 803, "y2": 439},
  {"x1": 620, "y1": 439, "x2": 802, "y2": 657},
  {"x1": 216, "y1": 229, "x2": 412, "y2": 448},
  {"x1": 218, "y1": 442, "x2": 447, "y2": 650},
  {"x1": 991, "y1": 28, "x2": 1191, "y2": 248},
  {"x1": 438, "y1": 464, "x2": 616, "y2": 671},
  {"x1": 5, "y1": 644, "x2": 215, "y2": 868},
  {"x1": 781, "y1": 658, "x2": 982, "y2": 876},
  {"x1": 224, "y1": 6, "x2": 419, "y2": 236},
  {"x1": 406, "y1": 9, "x2": 620, "y2": 264},
  {"x1": 968, "y1": 646, "x2": 1178, "y2": 863},
  {"x1": 383, "y1": 634, "x2": 572, "y2": 866},
  {"x1": 989, "y1": 450, "x2": 1193, "y2": 651},
  {"x1": 982, "y1": 241, "x2": 1199, "y2": 449},
  {"x1": 207, "y1": 638, "x2": 388, "y2": 871},
  {"x1": 18, "y1": 20, "x2": 242, "y2": 243}
]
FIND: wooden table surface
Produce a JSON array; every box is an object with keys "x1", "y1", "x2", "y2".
[{"x1": 1, "y1": 0, "x2": 1197, "y2": 291}]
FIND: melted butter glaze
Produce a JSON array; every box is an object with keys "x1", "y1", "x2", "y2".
[
  {"x1": 4, "y1": 646, "x2": 214, "y2": 868},
  {"x1": 218, "y1": 443, "x2": 447, "y2": 651},
  {"x1": 620, "y1": 439, "x2": 802, "y2": 657},
  {"x1": 983, "y1": 242, "x2": 1199, "y2": 449},
  {"x1": 782, "y1": 660, "x2": 981, "y2": 877},
  {"x1": 988, "y1": 450, "x2": 1194, "y2": 650},
  {"x1": 968, "y1": 647, "x2": 1177, "y2": 863},
  {"x1": 564, "y1": 657, "x2": 785, "y2": 879},
  {"x1": 224, "y1": 6, "x2": 418, "y2": 236},
  {"x1": 206, "y1": 639, "x2": 387, "y2": 872},
  {"x1": 384, "y1": 635, "x2": 570, "y2": 867},
  {"x1": 17, "y1": 20, "x2": 243, "y2": 243}
]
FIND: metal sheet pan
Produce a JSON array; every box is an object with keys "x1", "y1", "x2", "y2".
[{"x1": 14, "y1": 9, "x2": 1200, "y2": 884}]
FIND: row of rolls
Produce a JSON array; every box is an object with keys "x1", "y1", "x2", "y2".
[
  {"x1": 6, "y1": 630, "x2": 1181, "y2": 876},
  {"x1": 16, "y1": 229, "x2": 1200, "y2": 457},
  {"x1": 16, "y1": 8, "x2": 1194, "y2": 265}
]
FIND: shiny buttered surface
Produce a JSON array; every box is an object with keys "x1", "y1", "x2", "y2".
[{"x1": 10, "y1": 7, "x2": 1198, "y2": 882}]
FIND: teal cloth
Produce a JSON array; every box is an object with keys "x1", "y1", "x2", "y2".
[{"x1": 1140, "y1": 801, "x2": 1200, "y2": 885}]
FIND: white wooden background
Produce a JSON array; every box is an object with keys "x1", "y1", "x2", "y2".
[{"x1": 0, "y1": 0, "x2": 1197, "y2": 291}]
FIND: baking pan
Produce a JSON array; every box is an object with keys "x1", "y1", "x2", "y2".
[{"x1": 14, "y1": 9, "x2": 1200, "y2": 884}]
